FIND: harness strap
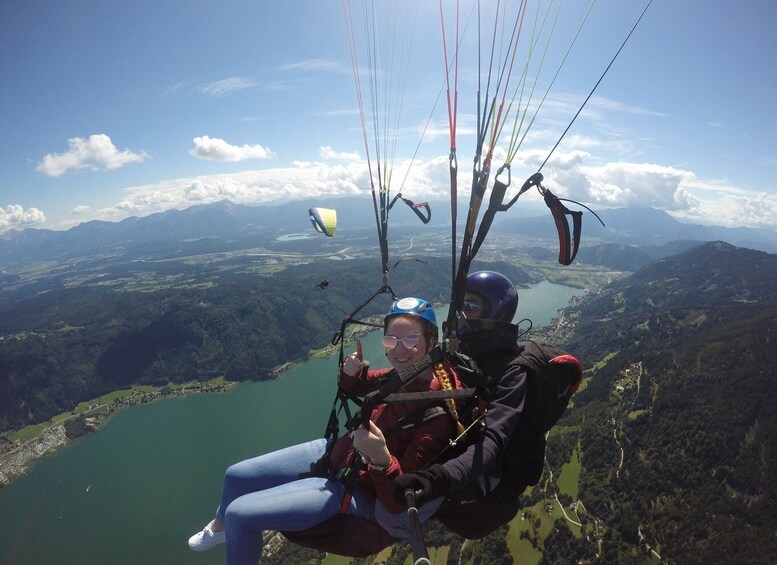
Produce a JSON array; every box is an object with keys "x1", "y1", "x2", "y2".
[
  {"x1": 543, "y1": 188, "x2": 583, "y2": 266},
  {"x1": 389, "y1": 193, "x2": 432, "y2": 224},
  {"x1": 349, "y1": 346, "x2": 446, "y2": 431},
  {"x1": 383, "y1": 389, "x2": 477, "y2": 403},
  {"x1": 335, "y1": 402, "x2": 449, "y2": 515},
  {"x1": 541, "y1": 187, "x2": 605, "y2": 266},
  {"x1": 335, "y1": 455, "x2": 365, "y2": 515},
  {"x1": 382, "y1": 405, "x2": 447, "y2": 437}
]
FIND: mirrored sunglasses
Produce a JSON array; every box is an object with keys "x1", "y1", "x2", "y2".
[
  {"x1": 463, "y1": 301, "x2": 483, "y2": 312},
  {"x1": 381, "y1": 333, "x2": 422, "y2": 350}
]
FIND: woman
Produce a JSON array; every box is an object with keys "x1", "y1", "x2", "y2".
[{"x1": 187, "y1": 297, "x2": 461, "y2": 564}]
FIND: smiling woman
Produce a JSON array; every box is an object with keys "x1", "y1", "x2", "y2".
[{"x1": 185, "y1": 295, "x2": 462, "y2": 563}]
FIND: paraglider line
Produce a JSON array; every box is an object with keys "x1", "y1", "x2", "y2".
[{"x1": 538, "y1": 0, "x2": 654, "y2": 173}]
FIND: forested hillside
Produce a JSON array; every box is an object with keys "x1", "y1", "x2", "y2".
[
  {"x1": 0, "y1": 256, "x2": 532, "y2": 433},
  {"x1": 558, "y1": 241, "x2": 777, "y2": 563}
]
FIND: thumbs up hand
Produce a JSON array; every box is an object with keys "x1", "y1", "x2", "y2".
[
  {"x1": 352, "y1": 420, "x2": 391, "y2": 468},
  {"x1": 342, "y1": 339, "x2": 364, "y2": 377}
]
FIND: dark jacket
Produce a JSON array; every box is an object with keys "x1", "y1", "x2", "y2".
[
  {"x1": 432, "y1": 327, "x2": 548, "y2": 539},
  {"x1": 440, "y1": 329, "x2": 529, "y2": 495}
]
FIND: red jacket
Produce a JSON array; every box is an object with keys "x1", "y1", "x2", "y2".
[{"x1": 331, "y1": 364, "x2": 462, "y2": 513}]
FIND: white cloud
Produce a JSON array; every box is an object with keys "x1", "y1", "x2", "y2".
[
  {"x1": 163, "y1": 81, "x2": 192, "y2": 95},
  {"x1": 190, "y1": 136, "x2": 276, "y2": 162},
  {"x1": 0, "y1": 205, "x2": 47, "y2": 232},
  {"x1": 584, "y1": 95, "x2": 671, "y2": 119},
  {"x1": 580, "y1": 162, "x2": 698, "y2": 211},
  {"x1": 70, "y1": 205, "x2": 92, "y2": 215},
  {"x1": 37, "y1": 134, "x2": 148, "y2": 177},
  {"x1": 668, "y1": 178, "x2": 777, "y2": 228},
  {"x1": 200, "y1": 77, "x2": 255, "y2": 97},
  {"x1": 278, "y1": 58, "x2": 350, "y2": 74},
  {"x1": 319, "y1": 146, "x2": 360, "y2": 161},
  {"x1": 49, "y1": 145, "x2": 777, "y2": 232},
  {"x1": 88, "y1": 159, "x2": 372, "y2": 222},
  {"x1": 737, "y1": 192, "x2": 777, "y2": 228}
]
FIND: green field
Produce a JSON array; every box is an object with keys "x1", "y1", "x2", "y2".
[{"x1": 557, "y1": 442, "x2": 582, "y2": 500}]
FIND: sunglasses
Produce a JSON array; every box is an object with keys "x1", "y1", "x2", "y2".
[
  {"x1": 463, "y1": 301, "x2": 482, "y2": 312},
  {"x1": 381, "y1": 333, "x2": 422, "y2": 350}
]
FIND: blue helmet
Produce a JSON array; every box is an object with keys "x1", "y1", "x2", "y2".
[
  {"x1": 465, "y1": 271, "x2": 518, "y2": 323},
  {"x1": 385, "y1": 297, "x2": 438, "y2": 337}
]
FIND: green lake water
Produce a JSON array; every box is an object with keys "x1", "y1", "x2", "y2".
[{"x1": 0, "y1": 281, "x2": 582, "y2": 565}]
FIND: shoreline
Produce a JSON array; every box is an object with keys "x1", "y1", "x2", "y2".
[
  {"x1": 0, "y1": 322, "x2": 381, "y2": 489},
  {"x1": 0, "y1": 379, "x2": 238, "y2": 488}
]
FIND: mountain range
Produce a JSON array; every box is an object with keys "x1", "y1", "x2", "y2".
[
  {"x1": 493, "y1": 204, "x2": 777, "y2": 254},
  {"x1": 1, "y1": 199, "x2": 776, "y2": 266}
]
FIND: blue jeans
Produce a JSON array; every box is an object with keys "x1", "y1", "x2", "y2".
[{"x1": 215, "y1": 439, "x2": 377, "y2": 565}]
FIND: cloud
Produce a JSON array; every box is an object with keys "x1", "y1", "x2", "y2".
[
  {"x1": 737, "y1": 192, "x2": 777, "y2": 228},
  {"x1": 277, "y1": 58, "x2": 350, "y2": 74},
  {"x1": 584, "y1": 95, "x2": 671, "y2": 119},
  {"x1": 70, "y1": 205, "x2": 92, "y2": 215},
  {"x1": 163, "y1": 81, "x2": 192, "y2": 95},
  {"x1": 86, "y1": 158, "x2": 371, "y2": 223},
  {"x1": 0, "y1": 205, "x2": 47, "y2": 233},
  {"x1": 580, "y1": 162, "x2": 698, "y2": 211},
  {"x1": 36, "y1": 134, "x2": 148, "y2": 177},
  {"x1": 319, "y1": 146, "x2": 360, "y2": 161},
  {"x1": 50, "y1": 145, "x2": 777, "y2": 232},
  {"x1": 190, "y1": 136, "x2": 276, "y2": 162},
  {"x1": 668, "y1": 178, "x2": 777, "y2": 228},
  {"x1": 200, "y1": 77, "x2": 256, "y2": 97}
]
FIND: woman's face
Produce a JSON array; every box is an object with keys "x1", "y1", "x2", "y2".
[{"x1": 384, "y1": 316, "x2": 429, "y2": 374}]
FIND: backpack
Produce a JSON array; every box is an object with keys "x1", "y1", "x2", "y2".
[
  {"x1": 435, "y1": 340, "x2": 583, "y2": 539},
  {"x1": 513, "y1": 340, "x2": 583, "y2": 433}
]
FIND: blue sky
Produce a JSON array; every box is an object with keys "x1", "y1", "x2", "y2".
[{"x1": 1, "y1": 0, "x2": 775, "y2": 235}]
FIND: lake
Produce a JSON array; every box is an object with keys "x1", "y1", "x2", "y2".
[{"x1": 0, "y1": 281, "x2": 583, "y2": 565}]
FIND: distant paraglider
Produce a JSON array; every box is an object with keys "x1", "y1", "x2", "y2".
[
  {"x1": 309, "y1": 207, "x2": 337, "y2": 237},
  {"x1": 316, "y1": 279, "x2": 329, "y2": 290}
]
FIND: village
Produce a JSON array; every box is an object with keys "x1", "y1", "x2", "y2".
[{"x1": 0, "y1": 379, "x2": 235, "y2": 487}]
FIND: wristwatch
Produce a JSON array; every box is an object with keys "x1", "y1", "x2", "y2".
[{"x1": 369, "y1": 460, "x2": 390, "y2": 472}]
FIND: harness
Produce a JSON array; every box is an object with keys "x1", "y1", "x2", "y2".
[{"x1": 320, "y1": 357, "x2": 479, "y2": 516}]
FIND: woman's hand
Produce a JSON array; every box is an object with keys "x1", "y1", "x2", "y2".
[
  {"x1": 352, "y1": 420, "x2": 391, "y2": 467},
  {"x1": 342, "y1": 339, "x2": 364, "y2": 377}
]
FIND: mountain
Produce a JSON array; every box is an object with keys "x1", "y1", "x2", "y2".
[
  {"x1": 572, "y1": 243, "x2": 655, "y2": 271},
  {"x1": 493, "y1": 205, "x2": 777, "y2": 253},
  {"x1": 0, "y1": 198, "x2": 378, "y2": 265},
  {"x1": 553, "y1": 241, "x2": 777, "y2": 563},
  {"x1": 2, "y1": 201, "x2": 776, "y2": 267}
]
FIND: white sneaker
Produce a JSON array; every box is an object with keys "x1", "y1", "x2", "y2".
[{"x1": 188, "y1": 523, "x2": 226, "y2": 551}]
